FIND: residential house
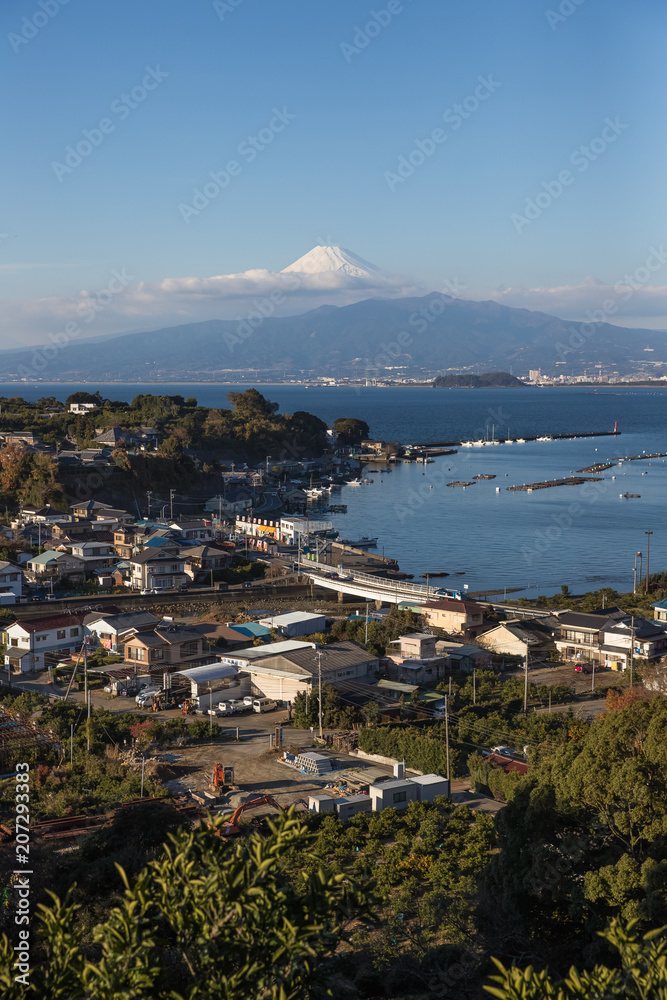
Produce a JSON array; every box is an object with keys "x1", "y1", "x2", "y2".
[
  {"x1": 477, "y1": 617, "x2": 559, "y2": 660},
  {"x1": 68, "y1": 401, "x2": 98, "y2": 414},
  {"x1": 554, "y1": 609, "x2": 626, "y2": 664},
  {"x1": 70, "y1": 500, "x2": 116, "y2": 520},
  {"x1": 122, "y1": 624, "x2": 212, "y2": 672},
  {"x1": 0, "y1": 561, "x2": 25, "y2": 600},
  {"x1": 69, "y1": 540, "x2": 117, "y2": 573},
  {"x1": 113, "y1": 525, "x2": 140, "y2": 560},
  {"x1": 652, "y1": 599, "x2": 667, "y2": 624},
  {"x1": 4, "y1": 613, "x2": 87, "y2": 673},
  {"x1": 85, "y1": 610, "x2": 162, "y2": 652},
  {"x1": 127, "y1": 549, "x2": 188, "y2": 591},
  {"x1": 384, "y1": 632, "x2": 447, "y2": 685},
  {"x1": 168, "y1": 520, "x2": 215, "y2": 543},
  {"x1": 600, "y1": 617, "x2": 667, "y2": 670},
  {"x1": 1, "y1": 431, "x2": 41, "y2": 446},
  {"x1": 421, "y1": 597, "x2": 485, "y2": 635},
  {"x1": 229, "y1": 639, "x2": 379, "y2": 704},
  {"x1": 19, "y1": 503, "x2": 64, "y2": 524},
  {"x1": 182, "y1": 544, "x2": 232, "y2": 582},
  {"x1": 190, "y1": 621, "x2": 253, "y2": 650},
  {"x1": 434, "y1": 640, "x2": 492, "y2": 673},
  {"x1": 27, "y1": 549, "x2": 86, "y2": 582},
  {"x1": 204, "y1": 491, "x2": 252, "y2": 517}
]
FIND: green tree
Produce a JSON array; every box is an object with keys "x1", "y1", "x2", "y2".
[
  {"x1": 0, "y1": 812, "x2": 370, "y2": 999},
  {"x1": 333, "y1": 417, "x2": 370, "y2": 445}
]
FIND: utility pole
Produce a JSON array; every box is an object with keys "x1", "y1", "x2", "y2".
[
  {"x1": 170, "y1": 488, "x2": 175, "y2": 521},
  {"x1": 84, "y1": 642, "x2": 90, "y2": 751},
  {"x1": 444, "y1": 695, "x2": 450, "y2": 781},
  {"x1": 140, "y1": 754, "x2": 145, "y2": 798},
  {"x1": 523, "y1": 653, "x2": 528, "y2": 714},
  {"x1": 473, "y1": 668, "x2": 476, "y2": 705},
  {"x1": 70, "y1": 722, "x2": 74, "y2": 764},
  {"x1": 146, "y1": 491, "x2": 152, "y2": 519},
  {"x1": 316, "y1": 648, "x2": 326, "y2": 740},
  {"x1": 365, "y1": 601, "x2": 369, "y2": 645},
  {"x1": 645, "y1": 531, "x2": 653, "y2": 594},
  {"x1": 629, "y1": 616, "x2": 635, "y2": 688}
]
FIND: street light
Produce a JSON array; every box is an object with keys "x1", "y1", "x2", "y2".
[{"x1": 315, "y1": 647, "x2": 327, "y2": 740}]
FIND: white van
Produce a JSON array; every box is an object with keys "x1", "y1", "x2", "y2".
[
  {"x1": 252, "y1": 697, "x2": 277, "y2": 714},
  {"x1": 135, "y1": 686, "x2": 160, "y2": 705}
]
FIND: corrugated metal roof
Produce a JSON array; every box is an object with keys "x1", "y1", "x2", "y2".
[{"x1": 176, "y1": 663, "x2": 238, "y2": 683}]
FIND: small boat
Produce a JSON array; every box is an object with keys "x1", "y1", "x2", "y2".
[
  {"x1": 460, "y1": 441, "x2": 474, "y2": 448},
  {"x1": 536, "y1": 436, "x2": 553, "y2": 442},
  {"x1": 340, "y1": 536, "x2": 378, "y2": 548},
  {"x1": 346, "y1": 479, "x2": 362, "y2": 486},
  {"x1": 621, "y1": 493, "x2": 641, "y2": 499},
  {"x1": 515, "y1": 438, "x2": 526, "y2": 443},
  {"x1": 470, "y1": 440, "x2": 485, "y2": 447}
]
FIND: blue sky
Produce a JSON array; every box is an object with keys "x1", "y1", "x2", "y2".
[{"x1": 1, "y1": 0, "x2": 666, "y2": 345}]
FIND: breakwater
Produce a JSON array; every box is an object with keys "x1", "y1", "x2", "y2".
[
  {"x1": 506, "y1": 476, "x2": 604, "y2": 492},
  {"x1": 415, "y1": 429, "x2": 620, "y2": 447}
]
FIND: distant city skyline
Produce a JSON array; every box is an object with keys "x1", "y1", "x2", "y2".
[{"x1": 1, "y1": 0, "x2": 666, "y2": 347}]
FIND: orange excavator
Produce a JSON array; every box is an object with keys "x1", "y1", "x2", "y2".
[{"x1": 218, "y1": 795, "x2": 309, "y2": 836}]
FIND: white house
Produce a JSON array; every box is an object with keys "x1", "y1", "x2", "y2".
[
  {"x1": 127, "y1": 549, "x2": 188, "y2": 591},
  {"x1": 4, "y1": 613, "x2": 87, "y2": 673},
  {"x1": 0, "y1": 561, "x2": 25, "y2": 601},
  {"x1": 68, "y1": 401, "x2": 98, "y2": 415},
  {"x1": 69, "y1": 540, "x2": 117, "y2": 573}
]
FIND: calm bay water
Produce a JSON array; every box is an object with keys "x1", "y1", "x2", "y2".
[{"x1": 3, "y1": 382, "x2": 667, "y2": 597}]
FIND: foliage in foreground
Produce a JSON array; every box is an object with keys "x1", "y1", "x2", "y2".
[
  {"x1": 485, "y1": 919, "x2": 667, "y2": 999},
  {"x1": 0, "y1": 812, "x2": 370, "y2": 1000}
]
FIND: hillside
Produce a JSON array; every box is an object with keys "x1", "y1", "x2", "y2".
[{"x1": 3, "y1": 293, "x2": 667, "y2": 380}]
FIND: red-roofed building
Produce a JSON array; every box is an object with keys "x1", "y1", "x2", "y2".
[{"x1": 4, "y1": 612, "x2": 88, "y2": 673}]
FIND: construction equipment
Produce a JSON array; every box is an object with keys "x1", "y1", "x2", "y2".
[
  {"x1": 209, "y1": 763, "x2": 235, "y2": 796},
  {"x1": 180, "y1": 698, "x2": 196, "y2": 715}
]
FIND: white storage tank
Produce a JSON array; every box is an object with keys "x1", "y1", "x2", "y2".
[
  {"x1": 335, "y1": 794, "x2": 373, "y2": 822},
  {"x1": 409, "y1": 774, "x2": 450, "y2": 802}
]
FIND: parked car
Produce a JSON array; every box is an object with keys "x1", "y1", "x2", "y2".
[
  {"x1": 242, "y1": 696, "x2": 254, "y2": 707},
  {"x1": 227, "y1": 699, "x2": 248, "y2": 713},
  {"x1": 574, "y1": 662, "x2": 594, "y2": 673},
  {"x1": 141, "y1": 588, "x2": 158, "y2": 595},
  {"x1": 45, "y1": 594, "x2": 57, "y2": 601},
  {"x1": 489, "y1": 746, "x2": 516, "y2": 757}
]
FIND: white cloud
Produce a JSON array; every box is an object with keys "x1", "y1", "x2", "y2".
[
  {"x1": 472, "y1": 274, "x2": 667, "y2": 326},
  {"x1": 0, "y1": 265, "x2": 421, "y2": 348}
]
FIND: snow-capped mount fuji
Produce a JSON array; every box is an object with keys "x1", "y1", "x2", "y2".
[{"x1": 281, "y1": 245, "x2": 383, "y2": 279}]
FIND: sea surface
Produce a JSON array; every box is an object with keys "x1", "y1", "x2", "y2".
[{"x1": 3, "y1": 382, "x2": 666, "y2": 598}]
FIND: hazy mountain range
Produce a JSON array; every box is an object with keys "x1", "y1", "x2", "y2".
[{"x1": 3, "y1": 247, "x2": 666, "y2": 382}]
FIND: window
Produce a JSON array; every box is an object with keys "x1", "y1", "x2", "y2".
[
  {"x1": 151, "y1": 649, "x2": 164, "y2": 661},
  {"x1": 180, "y1": 641, "x2": 199, "y2": 656},
  {"x1": 36, "y1": 635, "x2": 47, "y2": 642},
  {"x1": 393, "y1": 791, "x2": 407, "y2": 804},
  {"x1": 70, "y1": 628, "x2": 79, "y2": 637},
  {"x1": 127, "y1": 647, "x2": 146, "y2": 662},
  {"x1": 57, "y1": 630, "x2": 66, "y2": 640}
]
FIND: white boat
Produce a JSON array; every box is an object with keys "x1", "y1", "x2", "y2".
[
  {"x1": 346, "y1": 479, "x2": 362, "y2": 486},
  {"x1": 341, "y1": 536, "x2": 378, "y2": 548},
  {"x1": 515, "y1": 438, "x2": 526, "y2": 443},
  {"x1": 471, "y1": 440, "x2": 485, "y2": 447},
  {"x1": 461, "y1": 441, "x2": 474, "y2": 448},
  {"x1": 305, "y1": 488, "x2": 324, "y2": 498},
  {"x1": 536, "y1": 436, "x2": 553, "y2": 442}
]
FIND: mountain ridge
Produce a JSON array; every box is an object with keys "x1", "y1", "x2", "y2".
[{"x1": 3, "y1": 292, "x2": 666, "y2": 381}]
